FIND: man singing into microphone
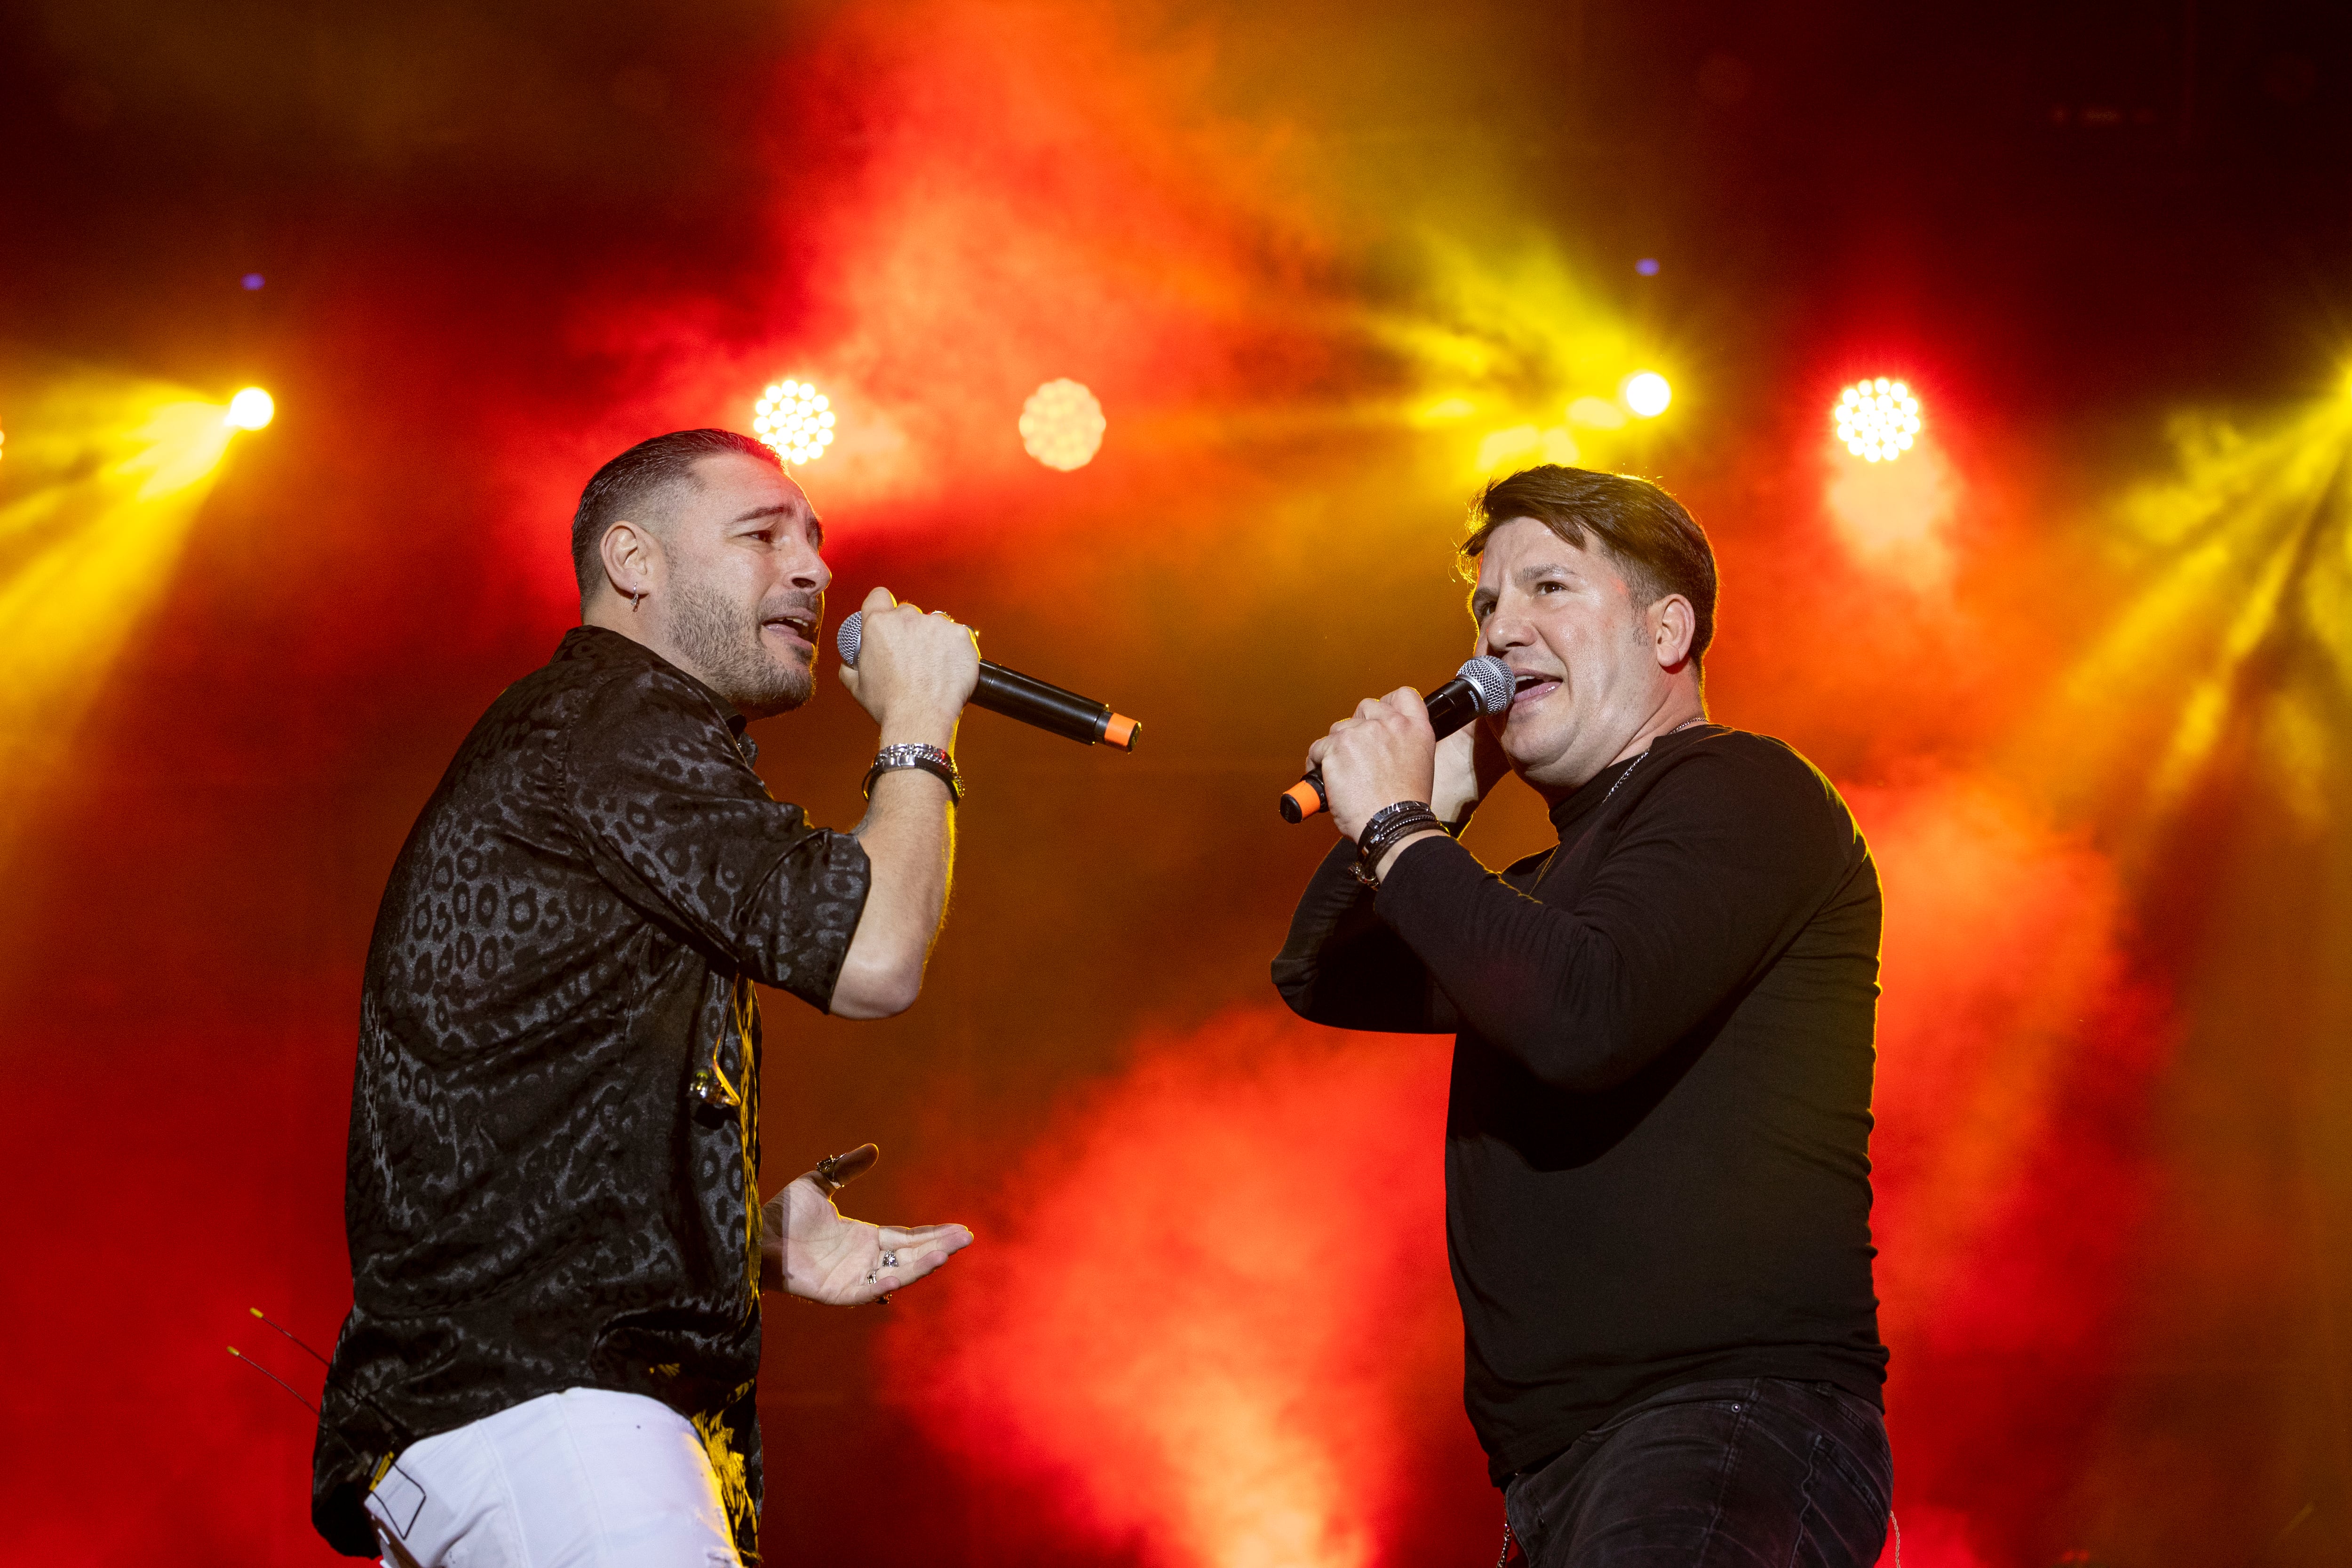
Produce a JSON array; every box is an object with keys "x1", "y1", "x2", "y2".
[
  {"x1": 312, "y1": 429, "x2": 977, "y2": 1567},
  {"x1": 1273, "y1": 465, "x2": 1891, "y2": 1566}
]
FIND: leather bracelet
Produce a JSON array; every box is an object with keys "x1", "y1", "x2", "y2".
[
  {"x1": 1367, "y1": 811, "x2": 1442, "y2": 862},
  {"x1": 863, "y1": 742, "x2": 963, "y2": 805},
  {"x1": 1354, "y1": 800, "x2": 1442, "y2": 887},
  {"x1": 1359, "y1": 799, "x2": 1438, "y2": 851}
]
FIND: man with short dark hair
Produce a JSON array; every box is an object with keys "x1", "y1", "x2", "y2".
[
  {"x1": 313, "y1": 429, "x2": 978, "y2": 1567},
  {"x1": 1274, "y1": 464, "x2": 1891, "y2": 1566}
]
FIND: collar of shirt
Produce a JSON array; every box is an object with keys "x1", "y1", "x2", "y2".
[
  {"x1": 1545, "y1": 723, "x2": 1719, "y2": 838},
  {"x1": 561, "y1": 625, "x2": 758, "y2": 762}
]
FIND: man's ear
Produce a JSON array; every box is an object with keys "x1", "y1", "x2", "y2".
[
  {"x1": 599, "y1": 519, "x2": 660, "y2": 603},
  {"x1": 1652, "y1": 594, "x2": 1697, "y2": 671}
]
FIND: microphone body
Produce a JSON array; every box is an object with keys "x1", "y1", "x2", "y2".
[
  {"x1": 836, "y1": 610, "x2": 1139, "y2": 751},
  {"x1": 1280, "y1": 656, "x2": 1515, "y2": 823}
]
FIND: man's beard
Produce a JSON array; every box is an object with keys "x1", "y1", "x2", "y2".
[{"x1": 667, "y1": 579, "x2": 814, "y2": 718}]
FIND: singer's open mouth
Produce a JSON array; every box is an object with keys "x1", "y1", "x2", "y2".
[
  {"x1": 762, "y1": 613, "x2": 817, "y2": 650},
  {"x1": 1510, "y1": 671, "x2": 1561, "y2": 707}
]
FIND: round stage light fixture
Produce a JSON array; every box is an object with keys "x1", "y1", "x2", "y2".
[
  {"x1": 225, "y1": 387, "x2": 275, "y2": 430},
  {"x1": 1019, "y1": 379, "x2": 1106, "y2": 471},
  {"x1": 753, "y1": 381, "x2": 835, "y2": 465},
  {"x1": 1834, "y1": 378, "x2": 1921, "y2": 462},
  {"x1": 1622, "y1": 371, "x2": 1672, "y2": 419}
]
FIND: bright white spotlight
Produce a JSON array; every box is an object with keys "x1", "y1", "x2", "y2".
[
  {"x1": 1834, "y1": 378, "x2": 1922, "y2": 462},
  {"x1": 224, "y1": 387, "x2": 275, "y2": 431},
  {"x1": 1621, "y1": 371, "x2": 1672, "y2": 419},
  {"x1": 1019, "y1": 379, "x2": 1106, "y2": 471},
  {"x1": 752, "y1": 380, "x2": 835, "y2": 465}
]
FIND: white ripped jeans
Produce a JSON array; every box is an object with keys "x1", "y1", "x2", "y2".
[{"x1": 366, "y1": 1388, "x2": 740, "y2": 1568}]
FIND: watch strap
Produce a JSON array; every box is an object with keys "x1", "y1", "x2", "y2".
[{"x1": 863, "y1": 742, "x2": 963, "y2": 804}]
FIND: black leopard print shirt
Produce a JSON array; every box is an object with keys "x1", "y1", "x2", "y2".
[{"x1": 311, "y1": 626, "x2": 870, "y2": 1560}]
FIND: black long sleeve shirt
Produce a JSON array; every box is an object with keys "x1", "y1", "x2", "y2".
[
  {"x1": 1272, "y1": 724, "x2": 1887, "y2": 1481},
  {"x1": 311, "y1": 627, "x2": 871, "y2": 1558}
]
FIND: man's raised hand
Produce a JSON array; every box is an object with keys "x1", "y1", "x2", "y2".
[
  {"x1": 835, "y1": 586, "x2": 980, "y2": 740},
  {"x1": 1306, "y1": 686, "x2": 1440, "y2": 842},
  {"x1": 1430, "y1": 702, "x2": 1513, "y2": 829}
]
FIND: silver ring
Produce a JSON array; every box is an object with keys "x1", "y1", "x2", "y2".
[{"x1": 880, "y1": 1251, "x2": 899, "y2": 1270}]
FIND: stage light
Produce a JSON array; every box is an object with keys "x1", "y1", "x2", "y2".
[
  {"x1": 1622, "y1": 371, "x2": 1672, "y2": 418},
  {"x1": 224, "y1": 387, "x2": 275, "y2": 431},
  {"x1": 1635, "y1": 258, "x2": 1661, "y2": 277},
  {"x1": 1835, "y1": 378, "x2": 1922, "y2": 462},
  {"x1": 752, "y1": 380, "x2": 835, "y2": 465},
  {"x1": 240, "y1": 273, "x2": 265, "y2": 291},
  {"x1": 1019, "y1": 379, "x2": 1106, "y2": 471}
]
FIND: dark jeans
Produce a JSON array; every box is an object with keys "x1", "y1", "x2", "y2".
[{"x1": 1501, "y1": 1378, "x2": 1892, "y2": 1568}]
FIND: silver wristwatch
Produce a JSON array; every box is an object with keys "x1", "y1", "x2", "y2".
[{"x1": 862, "y1": 742, "x2": 963, "y2": 804}]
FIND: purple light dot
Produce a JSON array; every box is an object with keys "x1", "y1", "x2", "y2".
[
  {"x1": 1635, "y1": 258, "x2": 1661, "y2": 277},
  {"x1": 241, "y1": 273, "x2": 266, "y2": 291}
]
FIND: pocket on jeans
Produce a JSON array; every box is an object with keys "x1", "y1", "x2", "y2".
[
  {"x1": 1811, "y1": 1427, "x2": 1892, "y2": 1522},
  {"x1": 1803, "y1": 1385, "x2": 1889, "y2": 1455},
  {"x1": 1581, "y1": 1380, "x2": 1751, "y2": 1447},
  {"x1": 1573, "y1": 1402, "x2": 1666, "y2": 1451}
]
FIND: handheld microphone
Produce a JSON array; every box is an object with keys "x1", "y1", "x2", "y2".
[
  {"x1": 837, "y1": 610, "x2": 1140, "y2": 751},
  {"x1": 1279, "y1": 655, "x2": 1514, "y2": 822}
]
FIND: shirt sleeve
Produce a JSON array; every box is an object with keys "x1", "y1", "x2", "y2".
[
  {"x1": 1271, "y1": 838, "x2": 1459, "y2": 1034},
  {"x1": 560, "y1": 666, "x2": 872, "y2": 1011},
  {"x1": 1372, "y1": 740, "x2": 1865, "y2": 1090}
]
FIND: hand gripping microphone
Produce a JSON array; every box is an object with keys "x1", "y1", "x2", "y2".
[
  {"x1": 837, "y1": 611, "x2": 1140, "y2": 750},
  {"x1": 1279, "y1": 655, "x2": 1514, "y2": 822}
]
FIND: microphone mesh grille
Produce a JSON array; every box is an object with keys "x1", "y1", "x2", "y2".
[
  {"x1": 1456, "y1": 655, "x2": 1515, "y2": 715},
  {"x1": 836, "y1": 611, "x2": 863, "y2": 668}
]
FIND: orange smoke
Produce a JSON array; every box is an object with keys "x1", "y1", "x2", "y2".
[
  {"x1": 885, "y1": 1009, "x2": 1462, "y2": 1568},
  {"x1": 1857, "y1": 774, "x2": 2170, "y2": 1561},
  {"x1": 1823, "y1": 434, "x2": 1963, "y2": 591}
]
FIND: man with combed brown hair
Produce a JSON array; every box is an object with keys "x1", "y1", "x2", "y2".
[{"x1": 1274, "y1": 465, "x2": 1892, "y2": 1567}]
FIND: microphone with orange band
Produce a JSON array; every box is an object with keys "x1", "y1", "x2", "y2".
[
  {"x1": 1279, "y1": 655, "x2": 1514, "y2": 822},
  {"x1": 836, "y1": 610, "x2": 1140, "y2": 751}
]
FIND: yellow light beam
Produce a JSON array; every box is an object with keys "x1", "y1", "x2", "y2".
[
  {"x1": 2019, "y1": 391, "x2": 2352, "y2": 833},
  {"x1": 0, "y1": 370, "x2": 257, "y2": 869}
]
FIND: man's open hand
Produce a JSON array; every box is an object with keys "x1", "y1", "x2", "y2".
[{"x1": 760, "y1": 1143, "x2": 974, "y2": 1306}]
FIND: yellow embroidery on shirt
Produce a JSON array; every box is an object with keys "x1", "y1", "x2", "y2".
[
  {"x1": 691, "y1": 1409, "x2": 755, "y2": 1532},
  {"x1": 731, "y1": 976, "x2": 763, "y2": 1305}
]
